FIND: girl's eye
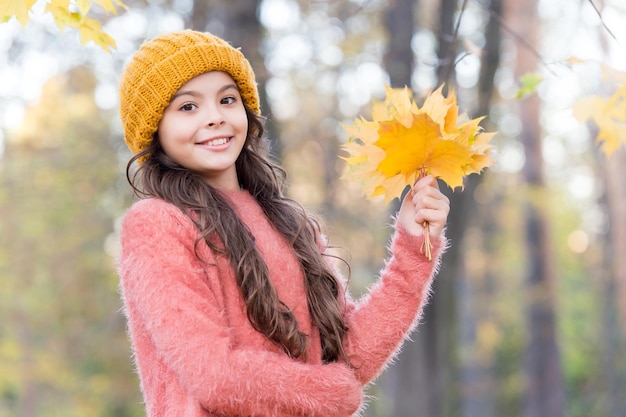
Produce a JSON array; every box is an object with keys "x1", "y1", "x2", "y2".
[
  {"x1": 180, "y1": 103, "x2": 197, "y2": 112},
  {"x1": 221, "y1": 96, "x2": 236, "y2": 105}
]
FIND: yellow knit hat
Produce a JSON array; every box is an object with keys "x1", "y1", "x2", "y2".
[{"x1": 119, "y1": 30, "x2": 260, "y2": 156}]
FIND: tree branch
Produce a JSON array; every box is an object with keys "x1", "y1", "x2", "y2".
[
  {"x1": 587, "y1": 0, "x2": 626, "y2": 54},
  {"x1": 442, "y1": 0, "x2": 470, "y2": 84},
  {"x1": 478, "y1": 0, "x2": 557, "y2": 76}
]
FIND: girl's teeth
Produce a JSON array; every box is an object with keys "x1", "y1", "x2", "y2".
[{"x1": 208, "y1": 138, "x2": 228, "y2": 146}]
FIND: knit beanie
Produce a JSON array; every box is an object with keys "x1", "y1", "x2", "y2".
[{"x1": 119, "y1": 29, "x2": 260, "y2": 156}]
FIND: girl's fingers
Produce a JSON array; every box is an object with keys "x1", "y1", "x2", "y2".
[
  {"x1": 411, "y1": 181, "x2": 449, "y2": 211},
  {"x1": 410, "y1": 176, "x2": 450, "y2": 239},
  {"x1": 413, "y1": 174, "x2": 439, "y2": 191},
  {"x1": 397, "y1": 175, "x2": 450, "y2": 238}
]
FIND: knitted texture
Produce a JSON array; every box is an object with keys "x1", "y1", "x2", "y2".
[
  {"x1": 117, "y1": 189, "x2": 447, "y2": 416},
  {"x1": 119, "y1": 30, "x2": 260, "y2": 156}
]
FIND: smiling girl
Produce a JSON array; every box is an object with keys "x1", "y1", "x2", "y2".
[{"x1": 117, "y1": 30, "x2": 449, "y2": 417}]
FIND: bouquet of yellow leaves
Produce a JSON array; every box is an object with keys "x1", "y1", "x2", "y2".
[{"x1": 340, "y1": 85, "x2": 495, "y2": 259}]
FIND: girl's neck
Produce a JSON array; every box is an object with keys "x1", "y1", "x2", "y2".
[
  {"x1": 216, "y1": 185, "x2": 248, "y2": 202},
  {"x1": 204, "y1": 174, "x2": 241, "y2": 192}
]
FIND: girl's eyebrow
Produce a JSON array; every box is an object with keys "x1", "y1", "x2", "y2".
[{"x1": 171, "y1": 83, "x2": 239, "y2": 101}]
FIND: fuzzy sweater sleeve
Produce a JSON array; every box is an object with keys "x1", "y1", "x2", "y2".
[
  {"x1": 118, "y1": 199, "x2": 362, "y2": 417},
  {"x1": 340, "y1": 222, "x2": 448, "y2": 385}
]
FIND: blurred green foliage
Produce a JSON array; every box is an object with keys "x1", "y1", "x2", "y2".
[{"x1": 0, "y1": 67, "x2": 141, "y2": 417}]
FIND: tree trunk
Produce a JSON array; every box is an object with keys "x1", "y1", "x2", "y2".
[
  {"x1": 383, "y1": 0, "x2": 415, "y2": 88},
  {"x1": 504, "y1": 1, "x2": 565, "y2": 416},
  {"x1": 458, "y1": 1, "x2": 502, "y2": 417},
  {"x1": 600, "y1": 147, "x2": 626, "y2": 417},
  {"x1": 436, "y1": 0, "x2": 459, "y2": 85}
]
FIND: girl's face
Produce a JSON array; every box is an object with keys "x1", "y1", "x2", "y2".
[{"x1": 158, "y1": 71, "x2": 249, "y2": 190}]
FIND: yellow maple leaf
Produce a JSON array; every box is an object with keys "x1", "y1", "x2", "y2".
[
  {"x1": 3, "y1": 0, "x2": 124, "y2": 53},
  {"x1": 419, "y1": 85, "x2": 456, "y2": 128},
  {"x1": 573, "y1": 83, "x2": 626, "y2": 156},
  {"x1": 371, "y1": 85, "x2": 418, "y2": 127},
  {"x1": 341, "y1": 117, "x2": 381, "y2": 145},
  {"x1": 468, "y1": 131, "x2": 496, "y2": 172},
  {"x1": 46, "y1": 0, "x2": 81, "y2": 30},
  {"x1": 78, "y1": 16, "x2": 117, "y2": 51},
  {"x1": 1, "y1": 0, "x2": 37, "y2": 26},
  {"x1": 76, "y1": 0, "x2": 92, "y2": 15},
  {"x1": 94, "y1": 0, "x2": 127, "y2": 14},
  {"x1": 375, "y1": 114, "x2": 474, "y2": 191},
  {"x1": 340, "y1": 84, "x2": 496, "y2": 205},
  {"x1": 45, "y1": 0, "x2": 118, "y2": 51}
]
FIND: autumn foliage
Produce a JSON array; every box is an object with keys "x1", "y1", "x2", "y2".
[
  {"x1": 1, "y1": 0, "x2": 126, "y2": 52},
  {"x1": 573, "y1": 83, "x2": 626, "y2": 156},
  {"x1": 341, "y1": 85, "x2": 496, "y2": 205}
]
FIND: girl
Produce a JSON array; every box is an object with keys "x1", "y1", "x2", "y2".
[{"x1": 117, "y1": 30, "x2": 449, "y2": 417}]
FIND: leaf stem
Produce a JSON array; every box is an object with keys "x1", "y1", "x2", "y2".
[
  {"x1": 418, "y1": 167, "x2": 433, "y2": 261},
  {"x1": 421, "y1": 221, "x2": 433, "y2": 261}
]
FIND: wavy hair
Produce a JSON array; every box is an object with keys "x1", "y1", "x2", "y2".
[{"x1": 126, "y1": 106, "x2": 349, "y2": 363}]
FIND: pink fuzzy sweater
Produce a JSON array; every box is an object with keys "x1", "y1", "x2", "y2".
[{"x1": 117, "y1": 189, "x2": 446, "y2": 417}]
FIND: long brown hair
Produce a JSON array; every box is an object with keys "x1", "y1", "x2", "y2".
[{"x1": 126, "y1": 106, "x2": 349, "y2": 363}]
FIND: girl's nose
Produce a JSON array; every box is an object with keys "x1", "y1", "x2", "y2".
[{"x1": 205, "y1": 107, "x2": 225, "y2": 127}]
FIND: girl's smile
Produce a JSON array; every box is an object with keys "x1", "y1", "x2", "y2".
[{"x1": 197, "y1": 136, "x2": 233, "y2": 147}]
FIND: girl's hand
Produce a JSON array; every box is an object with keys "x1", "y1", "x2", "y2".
[
  {"x1": 321, "y1": 362, "x2": 363, "y2": 417},
  {"x1": 397, "y1": 175, "x2": 450, "y2": 239}
]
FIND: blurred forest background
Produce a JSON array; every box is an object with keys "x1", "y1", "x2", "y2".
[{"x1": 1, "y1": 0, "x2": 625, "y2": 416}]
